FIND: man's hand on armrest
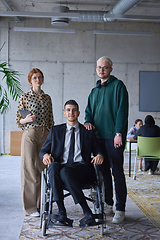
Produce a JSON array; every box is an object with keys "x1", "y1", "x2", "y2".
[
  {"x1": 43, "y1": 153, "x2": 54, "y2": 165},
  {"x1": 91, "y1": 154, "x2": 103, "y2": 165},
  {"x1": 84, "y1": 123, "x2": 95, "y2": 130}
]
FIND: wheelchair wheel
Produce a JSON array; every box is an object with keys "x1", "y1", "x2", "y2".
[
  {"x1": 100, "y1": 223, "x2": 104, "y2": 235},
  {"x1": 41, "y1": 168, "x2": 50, "y2": 216},
  {"x1": 42, "y1": 219, "x2": 47, "y2": 236},
  {"x1": 40, "y1": 169, "x2": 46, "y2": 216},
  {"x1": 101, "y1": 180, "x2": 105, "y2": 203}
]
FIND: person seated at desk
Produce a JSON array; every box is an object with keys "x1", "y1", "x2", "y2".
[
  {"x1": 127, "y1": 119, "x2": 143, "y2": 171},
  {"x1": 134, "y1": 115, "x2": 160, "y2": 175},
  {"x1": 39, "y1": 99, "x2": 103, "y2": 227},
  {"x1": 127, "y1": 119, "x2": 143, "y2": 139}
]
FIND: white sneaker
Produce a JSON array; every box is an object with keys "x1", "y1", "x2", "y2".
[
  {"x1": 29, "y1": 211, "x2": 40, "y2": 217},
  {"x1": 104, "y1": 202, "x2": 113, "y2": 214},
  {"x1": 148, "y1": 169, "x2": 153, "y2": 175},
  {"x1": 112, "y1": 211, "x2": 125, "y2": 224}
]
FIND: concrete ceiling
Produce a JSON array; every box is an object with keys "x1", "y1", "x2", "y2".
[{"x1": 0, "y1": 0, "x2": 160, "y2": 23}]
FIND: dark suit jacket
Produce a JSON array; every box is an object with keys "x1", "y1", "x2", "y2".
[{"x1": 39, "y1": 122, "x2": 103, "y2": 167}]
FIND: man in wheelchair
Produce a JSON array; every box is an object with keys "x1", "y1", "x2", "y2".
[{"x1": 39, "y1": 99, "x2": 103, "y2": 227}]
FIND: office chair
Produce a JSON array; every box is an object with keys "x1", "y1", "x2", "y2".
[{"x1": 133, "y1": 136, "x2": 160, "y2": 180}]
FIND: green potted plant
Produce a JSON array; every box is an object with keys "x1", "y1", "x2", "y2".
[{"x1": 0, "y1": 42, "x2": 23, "y2": 114}]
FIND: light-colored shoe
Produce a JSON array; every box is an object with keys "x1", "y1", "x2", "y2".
[
  {"x1": 29, "y1": 211, "x2": 40, "y2": 217},
  {"x1": 138, "y1": 169, "x2": 142, "y2": 172},
  {"x1": 112, "y1": 210, "x2": 125, "y2": 224},
  {"x1": 148, "y1": 169, "x2": 153, "y2": 175},
  {"x1": 104, "y1": 202, "x2": 113, "y2": 214}
]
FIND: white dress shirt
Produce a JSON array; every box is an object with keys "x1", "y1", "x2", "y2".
[{"x1": 62, "y1": 122, "x2": 84, "y2": 165}]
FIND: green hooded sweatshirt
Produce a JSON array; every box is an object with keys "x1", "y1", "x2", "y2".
[{"x1": 85, "y1": 75, "x2": 128, "y2": 140}]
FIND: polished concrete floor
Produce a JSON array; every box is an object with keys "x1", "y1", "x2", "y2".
[
  {"x1": 0, "y1": 155, "x2": 24, "y2": 240},
  {"x1": 0, "y1": 154, "x2": 159, "y2": 239}
]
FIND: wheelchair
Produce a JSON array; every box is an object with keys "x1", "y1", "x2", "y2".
[{"x1": 40, "y1": 163, "x2": 106, "y2": 236}]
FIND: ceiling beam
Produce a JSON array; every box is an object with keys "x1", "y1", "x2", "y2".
[
  {"x1": 0, "y1": 11, "x2": 159, "y2": 22},
  {"x1": 1, "y1": 0, "x2": 20, "y2": 22},
  {"x1": 0, "y1": 11, "x2": 80, "y2": 19}
]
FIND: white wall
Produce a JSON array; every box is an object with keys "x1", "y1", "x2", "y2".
[{"x1": 0, "y1": 18, "x2": 160, "y2": 153}]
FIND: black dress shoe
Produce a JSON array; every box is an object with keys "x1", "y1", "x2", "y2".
[
  {"x1": 79, "y1": 213, "x2": 97, "y2": 227},
  {"x1": 54, "y1": 213, "x2": 67, "y2": 222},
  {"x1": 52, "y1": 213, "x2": 73, "y2": 227}
]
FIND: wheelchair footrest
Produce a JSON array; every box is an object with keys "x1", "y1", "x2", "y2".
[
  {"x1": 79, "y1": 213, "x2": 105, "y2": 228},
  {"x1": 80, "y1": 219, "x2": 104, "y2": 228}
]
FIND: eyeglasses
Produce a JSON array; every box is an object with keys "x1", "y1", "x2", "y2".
[{"x1": 96, "y1": 66, "x2": 111, "y2": 71}]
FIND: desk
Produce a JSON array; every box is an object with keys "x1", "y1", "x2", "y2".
[{"x1": 126, "y1": 139, "x2": 137, "y2": 177}]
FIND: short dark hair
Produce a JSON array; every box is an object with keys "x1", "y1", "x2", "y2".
[
  {"x1": 64, "y1": 99, "x2": 79, "y2": 110},
  {"x1": 135, "y1": 119, "x2": 143, "y2": 124},
  {"x1": 145, "y1": 115, "x2": 155, "y2": 126}
]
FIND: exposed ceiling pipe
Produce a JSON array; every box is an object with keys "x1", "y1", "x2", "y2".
[
  {"x1": 62, "y1": 0, "x2": 142, "y2": 23},
  {"x1": 51, "y1": 6, "x2": 105, "y2": 24},
  {"x1": 1, "y1": 10, "x2": 159, "y2": 23},
  {"x1": 69, "y1": 10, "x2": 105, "y2": 22},
  {"x1": 0, "y1": 0, "x2": 159, "y2": 24},
  {"x1": 104, "y1": 0, "x2": 142, "y2": 22}
]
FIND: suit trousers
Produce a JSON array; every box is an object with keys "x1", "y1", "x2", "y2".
[
  {"x1": 21, "y1": 127, "x2": 49, "y2": 215},
  {"x1": 144, "y1": 159, "x2": 159, "y2": 172},
  {"x1": 48, "y1": 162, "x2": 89, "y2": 204},
  {"x1": 98, "y1": 138, "x2": 127, "y2": 212}
]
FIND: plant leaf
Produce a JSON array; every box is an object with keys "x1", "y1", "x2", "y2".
[
  {"x1": 0, "y1": 42, "x2": 6, "y2": 52},
  {"x1": 0, "y1": 89, "x2": 9, "y2": 114},
  {"x1": 0, "y1": 62, "x2": 23, "y2": 102}
]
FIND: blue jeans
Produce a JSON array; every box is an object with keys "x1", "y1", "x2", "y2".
[{"x1": 98, "y1": 139, "x2": 127, "y2": 211}]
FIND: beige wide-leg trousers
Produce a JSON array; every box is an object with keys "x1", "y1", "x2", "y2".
[{"x1": 21, "y1": 127, "x2": 49, "y2": 215}]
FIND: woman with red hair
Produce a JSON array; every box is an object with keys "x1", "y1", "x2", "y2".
[{"x1": 16, "y1": 68, "x2": 54, "y2": 217}]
